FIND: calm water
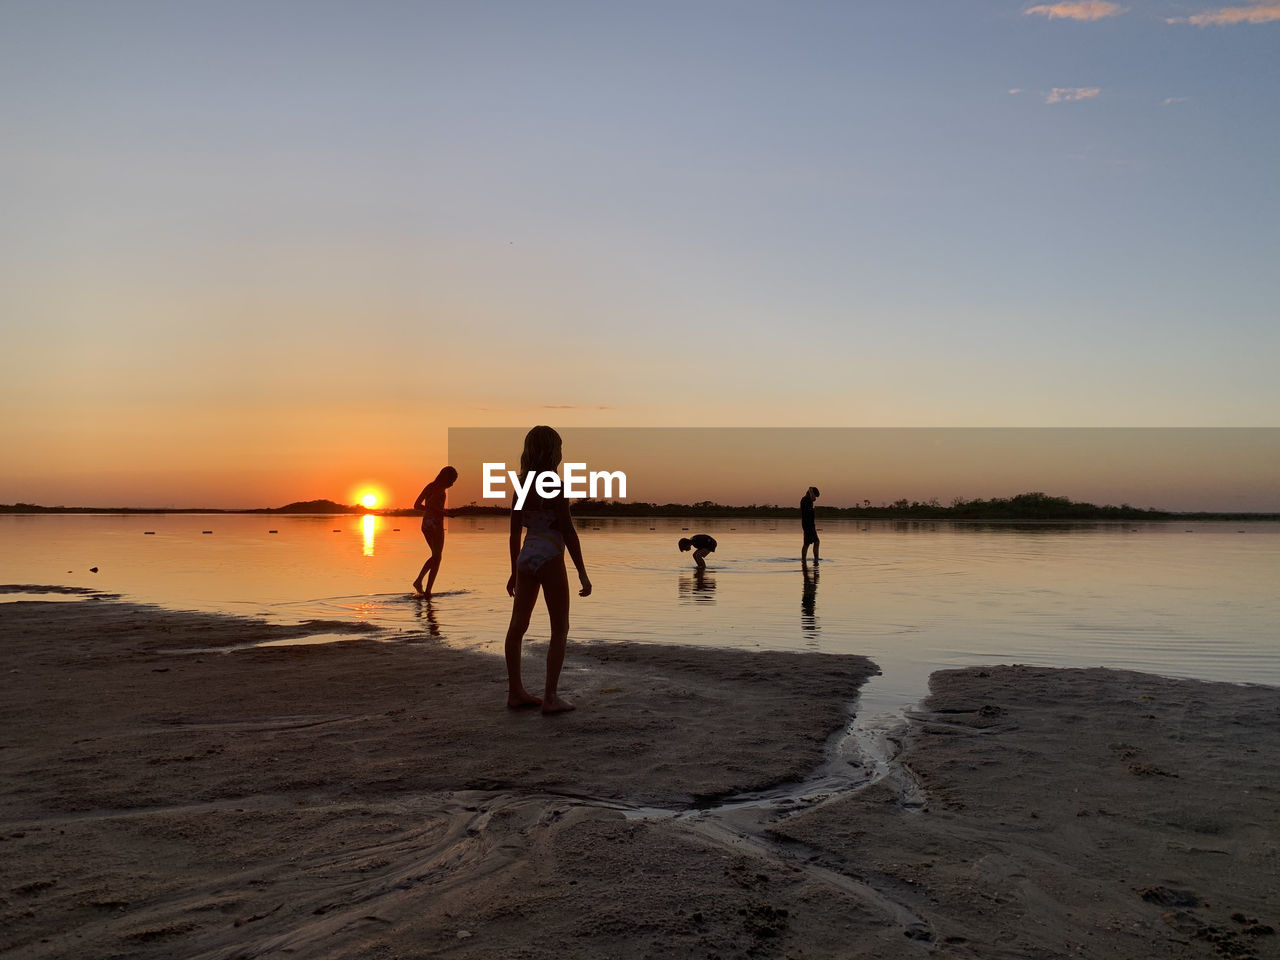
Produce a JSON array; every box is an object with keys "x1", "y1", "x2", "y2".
[{"x1": 3, "y1": 514, "x2": 1278, "y2": 717}]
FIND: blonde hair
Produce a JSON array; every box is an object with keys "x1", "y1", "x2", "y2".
[{"x1": 519, "y1": 425, "x2": 562, "y2": 481}]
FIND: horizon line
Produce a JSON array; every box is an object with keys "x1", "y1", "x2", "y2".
[{"x1": 4, "y1": 497, "x2": 1280, "y2": 519}]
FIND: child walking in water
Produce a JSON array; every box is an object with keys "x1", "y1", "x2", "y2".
[
  {"x1": 504, "y1": 426, "x2": 591, "y2": 714},
  {"x1": 412, "y1": 466, "x2": 457, "y2": 596}
]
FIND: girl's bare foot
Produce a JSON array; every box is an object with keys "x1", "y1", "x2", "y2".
[
  {"x1": 507, "y1": 692, "x2": 543, "y2": 709},
  {"x1": 540, "y1": 694, "x2": 575, "y2": 715},
  {"x1": 412, "y1": 581, "x2": 424, "y2": 594}
]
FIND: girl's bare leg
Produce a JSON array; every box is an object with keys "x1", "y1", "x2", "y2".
[
  {"x1": 504, "y1": 572, "x2": 543, "y2": 708},
  {"x1": 412, "y1": 544, "x2": 431, "y2": 593},
  {"x1": 693, "y1": 548, "x2": 707, "y2": 569},
  {"x1": 423, "y1": 540, "x2": 444, "y2": 596},
  {"x1": 413, "y1": 533, "x2": 442, "y2": 594},
  {"x1": 539, "y1": 559, "x2": 575, "y2": 714}
]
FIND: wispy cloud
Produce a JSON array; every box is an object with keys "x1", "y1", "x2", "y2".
[
  {"x1": 1163, "y1": 96, "x2": 1190, "y2": 105},
  {"x1": 1025, "y1": 1, "x2": 1126, "y2": 20},
  {"x1": 1009, "y1": 88, "x2": 1024, "y2": 95},
  {"x1": 1045, "y1": 87, "x2": 1102, "y2": 103},
  {"x1": 1169, "y1": 2, "x2": 1280, "y2": 24},
  {"x1": 542, "y1": 404, "x2": 616, "y2": 411}
]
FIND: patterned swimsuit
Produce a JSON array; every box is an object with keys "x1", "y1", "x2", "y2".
[{"x1": 517, "y1": 502, "x2": 564, "y2": 575}]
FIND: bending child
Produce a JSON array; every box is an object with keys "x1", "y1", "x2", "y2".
[{"x1": 678, "y1": 534, "x2": 718, "y2": 569}]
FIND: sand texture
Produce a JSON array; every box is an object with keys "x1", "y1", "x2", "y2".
[
  {"x1": 2, "y1": 594, "x2": 1278, "y2": 959},
  {"x1": 773, "y1": 665, "x2": 1280, "y2": 959}
]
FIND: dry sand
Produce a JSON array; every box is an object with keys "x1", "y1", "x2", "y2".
[{"x1": 2, "y1": 592, "x2": 1277, "y2": 959}]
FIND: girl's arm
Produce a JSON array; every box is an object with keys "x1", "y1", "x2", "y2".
[
  {"x1": 555, "y1": 495, "x2": 592, "y2": 597},
  {"x1": 506, "y1": 495, "x2": 522, "y2": 596},
  {"x1": 413, "y1": 485, "x2": 431, "y2": 512}
]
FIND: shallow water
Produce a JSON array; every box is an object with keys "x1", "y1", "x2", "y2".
[{"x1": 3, "y1": 514, "x2": 1278, "y2": 716}]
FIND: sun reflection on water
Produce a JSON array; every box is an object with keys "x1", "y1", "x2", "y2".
[{"x1": 362, "y1": 514, "x2": 376, "y2": 557}]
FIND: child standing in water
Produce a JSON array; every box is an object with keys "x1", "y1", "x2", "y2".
[
  {"x1": 801, "y1": 485, "x2": 820, "y2": 563},
  {"x1": 678, "y1": 534, "x2": 718, "y2": 569},
  {"x1": 412, "y1": 466, "x2": 457, "y2": 596},
  {"x1": 504, "y1": 426, "x2": 591, "y2": 714}
]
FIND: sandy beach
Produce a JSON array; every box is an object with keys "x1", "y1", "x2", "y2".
[{"x1": 2, "y1": 592, "x2": 1277, "y2": 959}]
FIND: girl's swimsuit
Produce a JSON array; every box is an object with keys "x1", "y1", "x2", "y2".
[
  {"x1": 517, "y1": 504, "x2": 564, "y2": 575},
  {"x1": 421, "y1": 487, "x2": 446, "y2": 540}
]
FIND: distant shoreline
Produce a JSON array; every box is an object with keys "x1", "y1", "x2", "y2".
[{"x1": 3, "y1": 496, "x2": 1278, "y2": 523}]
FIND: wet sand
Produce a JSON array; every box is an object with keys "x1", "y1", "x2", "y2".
[{"x1": 2, "y1": 594, "x2": 1277, "y2": 959}]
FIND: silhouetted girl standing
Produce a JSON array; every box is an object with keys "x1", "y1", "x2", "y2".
[{"x1": 504, "y1": 426, "x2": 591, "y2": 713}]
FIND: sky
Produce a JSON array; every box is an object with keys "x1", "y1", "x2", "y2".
[{"x1": 2, "y1": 1, "x2": 1278, "y2": 509}]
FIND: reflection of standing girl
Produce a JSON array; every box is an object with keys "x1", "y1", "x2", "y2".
[
  {"x1": 504, "y1": 426, "x2": 591, "y2": 714},
  {"x1": 412, "y1": 466, "x2": 457, "y2": 596}
]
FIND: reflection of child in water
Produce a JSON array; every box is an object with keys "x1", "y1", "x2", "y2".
[{"x1": 678, "y1": 534, "x2": 718, "y2": 569}]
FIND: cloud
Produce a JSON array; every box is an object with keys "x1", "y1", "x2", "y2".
[
  {"x1": 1045, "y1": 87, "x2": 1102, "y2": 103},
  {"x1": 1162, "y1": 96, "x2": 1190, "y2": 105},
  {"x1": 542, "y1": 404, "x2": 616, "y2": 410},
  {"x1": 1009, "y1": 88, "x2": 1024, "y2": 95},
  {"x1": 1025, "y1": 1, "x2": 1126, "y2": 20},
  {"x1": 1169, "y1": 2, "x2": 1280, "y2": 24}
]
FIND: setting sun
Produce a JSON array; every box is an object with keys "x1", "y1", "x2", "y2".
[{"x1": 349, "y1": 483, "x2": 390, "y2": 511}]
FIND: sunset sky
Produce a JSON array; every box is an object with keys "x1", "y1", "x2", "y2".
[{"x1": 3, "y1": 1, "x2": 1277, "y2": 509}]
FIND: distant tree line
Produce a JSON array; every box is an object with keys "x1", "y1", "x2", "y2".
[
  {"x1": 259, "y1": 499, "x2": 365, "y2": 514},
  {"x1": 443, "y1": 492, "x2": 1181, "y2": 521},
  {"x1": 0, "y1": 499, "x2": 366, "y2": 515},
  {"x1": 5, "y1": 493, "x2": 1277, "y2": 521}
]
